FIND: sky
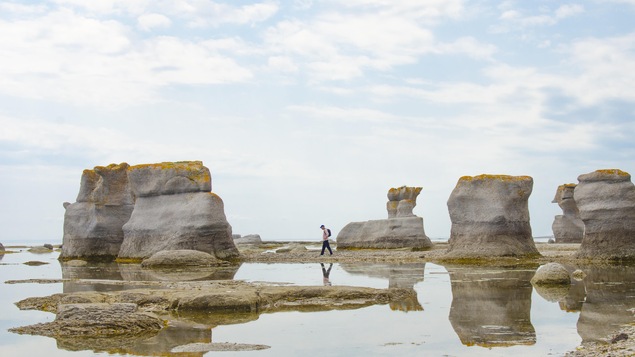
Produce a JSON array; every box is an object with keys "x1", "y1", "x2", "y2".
[{"x1": 0, "y1": 0, "x2": 634, "y2": 243}]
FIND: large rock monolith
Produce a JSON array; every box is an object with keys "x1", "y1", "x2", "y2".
[
  {"x1": 118, "y1": 161, "x2": 239, "y2": 260},
  {"x1": 574, "y1": 169, "x2": 635, "y2": 260},
  {"x1": 60, "y1": 163, "x2": 134, "y2": 260},
  {"x1": 445, "y1": 174, "x2": 539, "y2": 258},
  {"x1": 551, "y1": 184, "x2": 584, "y2": 243},
  {"x1": 337, "y1": 186, "x2": 432, "y2": 249}
]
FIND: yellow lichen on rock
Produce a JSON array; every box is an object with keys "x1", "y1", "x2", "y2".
[{"x1": 595, "y1": 169, "x2": 630, "y2": 176}]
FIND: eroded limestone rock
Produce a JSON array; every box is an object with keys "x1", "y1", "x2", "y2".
[
  {"x1": 337, "y1": 186, "x2": 432, "y2": 250},
  {"x1": 119, "y1": 161, "x2": 239, "y2": 261},
  {"x1": 61, "y1": 163, "x2": 134, "y2": 260},
  {"x1": 445, "y1": 174, "x2": 539, "y2": 258},
  {"x1": 551, "y1": 184, "x2": 584, "y2": 243},
  {"x1": 387, "y1": 186, "x2": 422, "y2": 218},
  {"x1": 574, "y1": 169, "x2": 635, "y2": 260}
]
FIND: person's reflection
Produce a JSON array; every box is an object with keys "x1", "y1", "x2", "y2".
[{"x1": 321, "y1": 263, "x2": 333, "y2": 286}]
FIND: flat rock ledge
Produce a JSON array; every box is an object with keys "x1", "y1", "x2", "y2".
[{"x1": 10, "y1": 280, "x2": 415, "y2": 339}]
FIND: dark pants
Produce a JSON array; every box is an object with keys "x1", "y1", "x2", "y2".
[{"x1": 321, "y1": 240, "x2": 333, "y2": 255}]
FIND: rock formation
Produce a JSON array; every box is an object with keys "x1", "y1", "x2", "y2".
[
  {"x1": 445, "y1": 174, "x2": 540, "y2": 258},
  {"x1": 551, "y1": 184, "x2": 584, "y2": 243},
  {"x1": 0, "y1": 242, "x2": 4, "y2": 252},
  {"x1": 387, "y1": 186, "x2": 421, "y2": 218},
  {"x1": 118, "y1": 161, "x2": 239, "y2": 260},
  {"x1": 337, "y1": 186, "x2": 432, "y2": 249},
  {"x1": 574, "y1": 169, "x2": 635, "y2": 260},
  {"x1": 233, "y1": 234, "x2": 263, "y2": 245},
  {"x1": 60, "y1": 163, "x2": 134, "y2": 260},
  {"x1": 60, "y1": 161, "x2": 238, "y2": 262}
]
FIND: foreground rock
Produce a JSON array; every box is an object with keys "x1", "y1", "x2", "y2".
[
  {"x1": 530, "y1": 262, "x2": 571, "y2": 285},
  {"x1": 12, "y1": 280, "x2": 416, "y2": 330},
  {"x1": 552, "y1": 184, "x2": 585, "y2": 243},
  {"x1": 10, "y1": 303, "x2": 163, "y2": 337},
  {"x1": 61, "y1": 163, "x2": 134, "y2": 260},
  {"x1": 575, "y1": 169, "x2": 635, "y2": 260},
  {"x1": 337, "y1": 186, "x2": 432, "y2": 249},
  {"x1": 445, "y1": 174, "x2": 540, "y2": 259},
  {"x1": 118, "y1": 161, "x2": 239, "y2": 261}
]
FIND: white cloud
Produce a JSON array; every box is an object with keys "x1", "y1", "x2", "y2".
[
  {"x1": 0, "y1": 10, "x2": 252, "y2": 106},
  {"x1": 137, "y1": 13, "x2": 172, "y2": 31}
]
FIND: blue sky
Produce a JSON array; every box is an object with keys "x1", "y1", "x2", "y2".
[{"x1": 1, "y1": 0, "x2": 634, "y2": 242}]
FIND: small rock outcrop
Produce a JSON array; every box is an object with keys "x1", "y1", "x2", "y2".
[
  {"x1": 233, "y1": 234, "x2": 262, "y2": 245},
  {"x1": 530, "y1": 262, "x2": 571, "y2": 285},
  {"x1": 141, "y1": 250, "x2": 223, "y2": 267},
  {"x1": 61, "y1": 163, "x2": 134, "y2": 260},
  {"x1": 445, "y1": 174, "x2": 540, "y2": 258},
  {"x1": 10, "y1": 303, "x2": 163, "y2": 337},
  {"x1": 551, "y1": 184, "x2": 584, "y2": 243},
  {"x1": 337, "y1": 186, "x2": 432, "y2": 249},
  {"x1": 575, "y1": 169, "x2": 635, "y2": 260},
  {"x1": 119, "y1": 161, "x2": 239, "y2": 260}
]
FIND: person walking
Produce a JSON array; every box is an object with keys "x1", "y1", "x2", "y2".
[{"x1": 320, "y1": 224, "x2": 333, "y2": 255}]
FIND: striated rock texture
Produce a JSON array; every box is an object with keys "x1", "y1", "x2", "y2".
[
  {"x1": 119, "y1": 161, "x2": 239, "y2": 260},
  {"x1": 387, "y1": 186, "x2": 422, "y2": 218},
  {"x1": 574, "y1": 169, "x2": 635, "y2": 260},
  {"x1": 551, "y1": 184, "x2": 584, "y2": 243},
  {"x1": 337, "y1": 217, "x2": 432, "y2": 249},
  {"x1": 445, "y1": 174, "x2": 539, "y2": 258},
  {"x1": 337, "y1": 186, "x2": 432, "y2": 249},
  {"x1": 61, "y1": 163, "x2": 134, "y2": 260}
]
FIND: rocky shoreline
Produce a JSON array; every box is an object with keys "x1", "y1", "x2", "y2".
[{"x1": 4, "y1": 241, "x2": 635, "y2": 355}]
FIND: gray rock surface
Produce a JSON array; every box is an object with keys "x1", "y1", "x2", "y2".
[
  {"x1": 337, "y1": 186, "x2": 432, "y2": 249},
  {"x1": 119, "y1": 161, "x2": 239, "y2": 260},
  {"x1": 337, "y1": 217, "x2": 432, "y2": 249},
  {"x1": 551, "y1": 184, "x2": 584, "y2": 243},
  {"x1": 445, "y1": 174, "x2": 540, "y2": 258},
  {"x1": 0, "y1": 242, "x2": 4, "y2": 251},
  {"x1": 387, "y1": 186, "x2": 422, "y2": 218},
  {"x1": 10, "y1": 303, "x2": 163, "y2": 337},
  {"x1": 61, "y1": 163, "x2": 134, "y2": 260},
  {"x1": 141, "y1": 250, "x2": 223, "y2": 267},
  {"x1": 233, "y1": 234, "x2": 262, "y2": 245},
  {"x1": 530, "y1": 262, "x2": 571, "y2": 285},
  {"x1": 574, "y1": 169, "x2": 635, "y2": 260}
]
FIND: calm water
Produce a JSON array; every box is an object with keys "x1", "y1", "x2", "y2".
[{"x1": 1, "y1": 247, "x2": 634, "y2": 356}]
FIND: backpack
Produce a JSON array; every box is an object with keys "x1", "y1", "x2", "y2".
[{"x1": 327, "y1": 229, "x2": 332, "y2": 237}]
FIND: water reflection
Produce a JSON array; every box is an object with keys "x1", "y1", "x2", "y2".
[
  {"x1": 321, "y1": 263, "x2": 332, "y2": 286},
  {"x1": 576, "y1": 264, "x2": 635, "y2": 343},
  {"x1": 61, "y1": 262, "x2": 242, "y2": 293},
  {"x1": 444, "y1": 265, "x2": 536, "y2": 347},
  {"x1": 339, "y1": 263, "x2": 424, "y2": 311}
]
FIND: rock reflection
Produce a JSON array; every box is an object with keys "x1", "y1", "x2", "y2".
[
  {"x1": 576, "y1": 264, "x2": 635, "y2": 343},
  {"x1": 54, "y1": 323, "x2": 211, "y2": 357},
  {"x1": 61, "y1": 261, "x2": 241, "y2": 293},
  {"x1": 444, "y1": 265, "x2": 536, "y2": 347},
  {"x1": 339, "y1": 263, "x2": 424, "y2": 311}
]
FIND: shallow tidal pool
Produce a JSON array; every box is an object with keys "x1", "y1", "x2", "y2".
[{"x1": 2, "y1": 247, "x2": 635, "y2": 356}]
